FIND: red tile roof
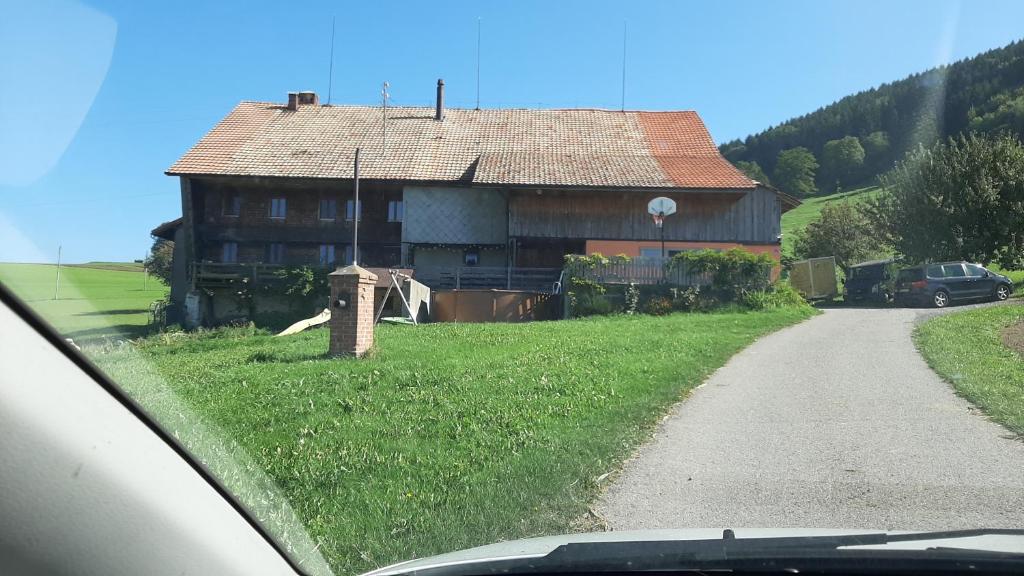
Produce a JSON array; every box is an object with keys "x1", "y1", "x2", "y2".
[{"x1": 168, "y1": 102, "x2": 754, "y2": 190}]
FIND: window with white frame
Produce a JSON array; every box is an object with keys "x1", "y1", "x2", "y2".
[
  {"x1": 267, "y1": 243, "x2": 286, "y2": 264},
  {"x1": 345, "y1": 199, "x2": 362, "y2": 221},
  {"x1": 221, "y1": 242, "x2": 238, "y2": 263},
  {"x1": 269, "y1": 197, "x2": 287, "y2": 219},
  {"x1": 319, "y1": 198, "x2": 337, "y2": 221},
  {"x1": 387, "y1": 200, "x2": 404, "y2": 222},
  {"x1": 319, "y1": 244, "x2": 336, "y2": 265}
]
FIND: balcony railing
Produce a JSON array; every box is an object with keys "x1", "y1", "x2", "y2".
[
  {"x1": 563, "y1": 257, "x2": 713, "y2": 287},
  {"x1": 192, "y1": 262, "x2": 563, "y2": 293}
]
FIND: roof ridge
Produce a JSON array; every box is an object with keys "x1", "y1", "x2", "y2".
[{"x1": 235, "y1": 101, "x2": 699, "y2": 114}]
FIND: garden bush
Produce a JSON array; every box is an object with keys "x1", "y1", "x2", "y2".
[{"x1": 742, "y1": 281, "x2": 807, "y2": 310}]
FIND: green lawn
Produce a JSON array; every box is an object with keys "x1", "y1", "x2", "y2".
[
  {"x1": 0, "y1": 262, "x2": 168, "y2": 341},
  {"x1": 92, "y1": 306, "x2": 815, "y2": 575},
  {"x1": 781, "y1": 186, "x2": 881, "y2": 256},
  {"x1": 915, "y1": 303, "x2": 1024, "y2": 435}
]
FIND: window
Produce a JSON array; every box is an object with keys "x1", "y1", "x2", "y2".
[
  {"x1": 221, "y1": 242, "x2": 238, "y2": 263},
  {"x1": 387, "y1": 200, "x2": 404, "y2": 222},
  {"x1": 345, "y1": 199, "x2": 362, "y2": 221},
  {"x1": 319, "y1": 244, "x2": 335, "y2": 265},
  {"x1": 463, "y1": 248, "x2": 479, "y2": 266},
  {"x1": 344, "y1": 244, "x2": 360, "y2": 265},
  {"x1": 267, "y1": 243, "x2": 285, "y2": 264},
  {"x1": 319, "y1": 199, "x2": 337, "y2": 221},
  {"x1": 926, "y1": 264, "x2": 944, "y2": 278},
  {"x1": 269, "y1": 197, "x2": 287, "y2": 219},
  {"x1": 640, "y1": 248, "x2": 688, "y2": 259},
  {"x1": 942, "y1": 264, "x2": 966, "y2": 277},
  {"x1": 965, "y1": 264, "x2": 987, "y2": 277},
  {"x1": 223, "y1": 194, "x2": 241, "y2": 217}
]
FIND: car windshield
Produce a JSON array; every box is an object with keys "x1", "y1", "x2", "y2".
[{"x1": 3, "y1": 2, "x2": 1024, "y2": 575}]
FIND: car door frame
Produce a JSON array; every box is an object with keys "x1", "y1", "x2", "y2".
[
  {"x1": 964, "y1": 263, "x2": 995, "y2": 299},
  {"x1": 939, "y1": 263, "x2": 971, "y2": 301}
]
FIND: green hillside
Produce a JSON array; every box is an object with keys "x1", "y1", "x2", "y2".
[
  {"x1": 780, "y1": 186, "x2": 880, "y2": 256},
  {"x1": 0, "y1": 263, "x2": 168, "y2": 342},
  {"x1": 724, "y1": 39, "x2": 1024, "y2": 194}
]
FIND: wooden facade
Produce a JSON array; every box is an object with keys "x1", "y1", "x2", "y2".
[
  {"x1": 176, "y1": 176, "x2": 786, "y2": 300},
  {"x1": 508, "y1": 187, "x2": 781, "y2": 244},
  {"x1": 185, "y1": 176, "x2": 403, "y2": 268}
]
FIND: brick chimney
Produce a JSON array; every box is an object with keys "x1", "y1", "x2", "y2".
[{"x1": 287, "y1": 91, "x2": 320, "y2": 111}]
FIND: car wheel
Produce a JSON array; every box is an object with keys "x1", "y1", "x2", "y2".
[
  {"x1": 933, "y1": 290, "x2": 950, "y2": 308},
  {"x1": 995, "y1": 284, "x2": 1011, "y2": 301}
]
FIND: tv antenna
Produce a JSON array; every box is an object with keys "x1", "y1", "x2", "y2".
[
  {"x1": 620, "y1": 21, "x2": 627, "y2": 112},
  {"x1": 381, "y1": 81, "x2": 390, "y2": 157},
  {"x1": 476, "y1": 17, "x2": 482, "y2": 110},
  {"x1": 327, "y1": 16, "x2": 336, "y2": 104}
]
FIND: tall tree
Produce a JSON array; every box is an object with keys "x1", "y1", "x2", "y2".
[
  {"x1": 860, "y1": 131, "x2": 890, "y2": 159},
  {"x1": 864, "y1": 133, "x2": 1024, "y2": 268},
  {"x1": 820, "y1": 136, "x2": 865, "y2": 190},
  {"x1": 733, "y1": 160, "x2": 770, "y2": 184},
  {"x1": 773, "y1": 147, "x2": 818, "y2": 196},
  {"x1": 144, "y1": 238, "x2": 174, "y2": 285},
  {"x1": 792, "y1": 201, "x2": 883, "y2": 270}
]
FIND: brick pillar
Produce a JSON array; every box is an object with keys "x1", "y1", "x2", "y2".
[{"x1": 328, "y1": 265, "x2": 378, "y2": 358}]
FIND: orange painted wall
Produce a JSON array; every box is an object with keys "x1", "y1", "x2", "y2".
[{"x1": 584, "y1": 240, "x2": 781, "y2": 261}]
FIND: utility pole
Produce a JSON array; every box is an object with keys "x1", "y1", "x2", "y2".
[
  {"x1": 143, "y1": 250, "x2": 148, "y2": 291},
  {"x1": 53, "y1": 244, "x2": 62, "y2": 300},
  {"x1": 352, "y1": 147, "x2": 360, "y2": 265}
]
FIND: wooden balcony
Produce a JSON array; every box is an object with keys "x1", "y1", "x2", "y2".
[{"x1": 192, "y1": 262, "x2": 563, "y2": 293}]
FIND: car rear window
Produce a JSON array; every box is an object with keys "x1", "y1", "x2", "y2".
[
  {"x1": 926, "y1": 265, "x2": 944, "y2": 278},
  {"x1": 898, "y1": 268, "x2": 924, "y2": 282}
]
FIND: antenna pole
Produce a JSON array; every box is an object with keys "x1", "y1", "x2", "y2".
[
  {"x1": 53, "y1": 244, "x2": 62, "y2": 300},
  {"x1": 476, "y1": 18, "x2": 482, "y2": 110},
  {"x1": 620, "y1": 21, "x2": 627, "y2": 112},
  {"x1": 382, "y1": 82, "x2": 389, "y2": 157},
  {"x1": 327, "y1": 16, "x2": 336, "y2": 104},
  {"x1": 352, "y1": 148, "x2": 360, "y2": 265}
]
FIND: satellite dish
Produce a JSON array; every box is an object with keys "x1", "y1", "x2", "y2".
[{"x1": 647, "y1": 196, "x2": 677, "y2": 216}]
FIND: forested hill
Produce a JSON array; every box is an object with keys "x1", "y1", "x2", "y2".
[{"x1": 721, "y1": 39, "x2": 1024, "y2": 195}]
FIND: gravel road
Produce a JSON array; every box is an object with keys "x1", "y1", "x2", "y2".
[{"x1": 598, "y1": 303, "x2": 1024, "y2": 530}]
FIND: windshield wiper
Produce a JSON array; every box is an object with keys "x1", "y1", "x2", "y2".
[{"x1": 399, "y1": 529, "x2": 1024, "y2": 576}]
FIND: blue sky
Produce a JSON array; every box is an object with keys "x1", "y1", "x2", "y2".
[{"x1": 2, "y1": 0, "x2": 1024, "y2": 263}]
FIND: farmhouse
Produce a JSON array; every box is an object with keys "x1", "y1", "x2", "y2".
[{"x1": 157, "y1": 82, "x2": 797, "y2": 324}]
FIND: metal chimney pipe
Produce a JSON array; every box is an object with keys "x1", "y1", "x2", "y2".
[{"x1": 435, "y1": 79, "x2": 445, "y2": 121}]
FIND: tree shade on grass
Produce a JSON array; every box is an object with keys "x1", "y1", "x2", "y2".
[
  {"x1": 91, "y1": 307, "x2": 815, "y2": 575},
  {"x1": 915, "y1": 304, "x2": 1024, "y2": 435}
]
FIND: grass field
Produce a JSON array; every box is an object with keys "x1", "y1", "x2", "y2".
[
  {"x1": 0, "y1": 262, "x2": 168, "y2": 341},
  {"x1": 781, "y1": 186, "x2": 881, "y2": 256},
  {"x1": 92, "y1": 306, "x2": 815, "y2": 574},
  {"x1": 915, "y1": 303, "x2": 1024, "y2": 435}
]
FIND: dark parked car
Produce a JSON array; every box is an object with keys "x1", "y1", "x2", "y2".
[
  {"x1": 844, "y1": 259, "x2": 895, "y2": 303},
  {"x1": 894, "y1": 262, "x2": 1013, "y2": 308}
]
